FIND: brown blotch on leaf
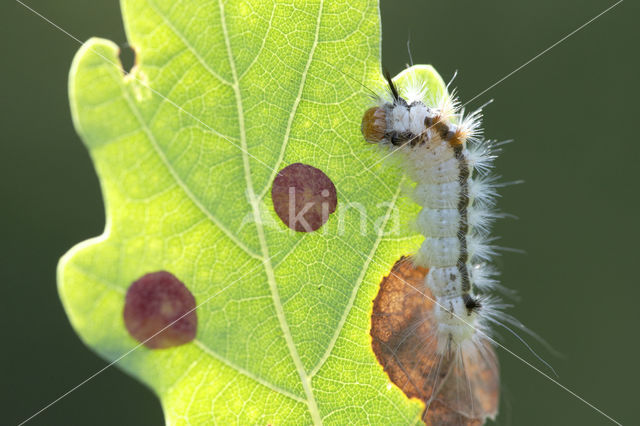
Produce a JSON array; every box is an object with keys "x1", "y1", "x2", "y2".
[
  {"x1": 371, "y1": 258, "x2": 499, "y2": 425},
  {"x1": 271, "y1": 163, "x2": 337, "y2": 232},
  {"x1": 123, "y1": 271, "x2": 197, "y2": 349}
]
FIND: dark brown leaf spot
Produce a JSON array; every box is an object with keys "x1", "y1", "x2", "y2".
[
  {"x1": 371, "y1": 258, "x2": 499, "y2": 425},
  {"x1": 271, "y1": 163, "x2": 337, "y2": 232},
  {"x1": 123, "y1": 271, "x2": 197, "y2": 349}
]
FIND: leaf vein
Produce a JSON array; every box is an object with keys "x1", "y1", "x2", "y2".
[
  {"x1": 146, "y1": 0, "x2": 233, "y2": 87},
  {"x1": 237, "y1": 3, "x2": 277, "y2": 80},
  {"x1": 69, "y1": 263, "x2": 307, "y2": 405},
  {"x1": 309, "y1": 179, "x2": 404, "y2": 378},
  {"x1": 217, "y1": 0, "x2": 324, "y2": 423},
  {"x1": 257, "y1": 0, "x2": 325, "y2": 201},
  {"x1": 119, "y1": 79, "x2": 262, "y2": 261},
  {"x1": 193, "y1": 341, "x2": 307, "y2": 404}
]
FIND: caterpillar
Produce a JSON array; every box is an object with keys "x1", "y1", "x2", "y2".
[{"x1": 363, "y1": 66, "x2": 508, "y2": 424}]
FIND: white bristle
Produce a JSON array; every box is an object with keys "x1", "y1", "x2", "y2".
[{"x1": 363, "y1": 66, "x2": 546, "y2": 423}]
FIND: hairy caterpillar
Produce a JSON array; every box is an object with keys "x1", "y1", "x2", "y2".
[{"x1": 363, "y1": 66, "x2": 511, "y2": 424}]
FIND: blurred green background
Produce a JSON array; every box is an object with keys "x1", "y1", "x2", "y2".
[{"x1": 2, "y1": 0, "x2": 638, "y2": 425}]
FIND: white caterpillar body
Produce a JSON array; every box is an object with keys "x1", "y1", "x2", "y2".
[{"x1": 362, "y1": 69, "x2": 503, "y2": 357}]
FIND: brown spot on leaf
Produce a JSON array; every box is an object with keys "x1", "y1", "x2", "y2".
[
  {"x1": 123, "y1": 271, "x2": 197, "y2": 349},
  {"x1": 371, "y1": 258, "x2": 499, "y2": 425},
  {"x1": 271, "y1": 163, "x2": 337, "y2": 232}
]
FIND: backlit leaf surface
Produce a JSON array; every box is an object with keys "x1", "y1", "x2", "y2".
[{"x1": 60, "y1": 0, "x2": 448, "y2": 423}]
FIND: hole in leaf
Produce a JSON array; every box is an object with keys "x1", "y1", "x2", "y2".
[
  {"x1": 123, "y1": 271, "x2": 197, "y2": 349},
  {"x1": 370, "y1": 258, "x2": 499, "y2": 425},
  {"x1": 119, "y1": 43, "x2": 136, "y2": 75},
  {"x1": 271, "y1": 163, "x2": 337, "y2": 232}
]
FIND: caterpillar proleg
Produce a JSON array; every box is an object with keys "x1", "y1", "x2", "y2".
[{"x1": 364, "y1": 66, "x2": 511, "y2": 424}]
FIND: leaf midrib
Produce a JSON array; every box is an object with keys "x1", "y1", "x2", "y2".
[
  {"x1": 69, "y1": 263, "x2": 307, "y2": 405},
  {"x1": 116, "y1": 1, "x2": 394, "y2": 423},
  {"x1": 114, "y1": 26, "x2": 317, "y2": 410},
  {"x1": 216, "y1": 0, "x2": 323, "y2": 424}
]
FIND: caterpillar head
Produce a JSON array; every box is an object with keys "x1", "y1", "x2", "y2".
[{"x1": 361, "y1": 106, "x2": 386, "y2": 143}]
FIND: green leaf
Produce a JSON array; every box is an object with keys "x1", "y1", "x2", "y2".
[{"x1": 60, "y1": 0, "x2": 448, "y2": 423}]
